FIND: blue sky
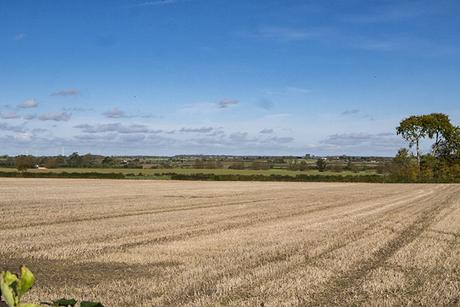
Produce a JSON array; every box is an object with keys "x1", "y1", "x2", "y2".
[{"x1": 1, "y1": 0, "x2": 459, "y2": 156}]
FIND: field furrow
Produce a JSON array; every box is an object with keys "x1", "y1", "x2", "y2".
[{"x1": 1, "y1": 179, "x2": 459, "y2": 306}]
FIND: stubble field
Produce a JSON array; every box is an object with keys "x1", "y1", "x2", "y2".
[{"x1": 1, "y1": 178, "x2": 459, "y2": 306}]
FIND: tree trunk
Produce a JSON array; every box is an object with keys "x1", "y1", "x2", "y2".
[
  {"x1": 432, "y1": 132, "x2": 440, "y2": 156},
  {"x1": 416, "y1": 139, "x2": 421, "y2": 169}
]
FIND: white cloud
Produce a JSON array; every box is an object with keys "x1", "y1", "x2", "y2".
[
  {"x1": 259, "y1": 128, "x2": 274, "y2": 134},
  {"x1": 18, "y1": 99, "x2": 38, "y2": 109},
  {"x1": 321, "y1": 132, "x2": 402, "y2": 148},
  {"x1": 103, "y1": 108, "x2": 126, "y2": 118},
  {"x1": 0, "y1": 122, "x2": 25, "y2": 132},
  {"x1": 217, "y1": 99, "x2": 239, "y2": 109},
  {"x1": 0, "y1": 112, "x2": 20, "y2": 119},
  {"x1": 24, "y1": 114, "x2": 36, "y2": 120},
  {"x1": 180, "y1": 127, "x2": 214, "y2": 133},
  {"x1": 38, "y1": 112, "x2": 71, "y2": 122},
  {"x1": 14, "y1": 132, "x2": 33, "y2": 141},
  {"x1": 74, "y1": 123, "x2": 152, "y2": 134}
]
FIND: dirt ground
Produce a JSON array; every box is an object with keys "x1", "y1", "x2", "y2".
[{"x1": 1, "y1": 178, "x2": 459, "y2": 306}]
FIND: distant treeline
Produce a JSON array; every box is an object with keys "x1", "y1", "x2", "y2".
[
  {"x1": 0, "y1": 171, "x2": 124, "y2": 179},
  {"x1": 3, "y1": 154, "x2": 144, "y2": 169},
  {"x1": 2, "y1": 152, "x2": 387, "y2": 173}
]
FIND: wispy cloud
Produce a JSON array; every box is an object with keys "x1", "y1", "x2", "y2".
[
  {"x1": 0, "y1": 122, "x2": 26, "y2": 133},
  {"x1": 179, "y1": 99, "x2": 239, "y2": 114},
  {"x1": 63, "y1": 107, "x2": 93, "y2": 113},
  {"x1": 256, "y1": 25, "x2": 387, "y2": 51},
  {"x1": 14, "y1": 33, "x2": 26, "y2": 41},
  {"x1": 0, "y1": 112, "x2": 20, "y2": 119},
  {"x1": 340, "y1": 109, "x2": 375, "y2": 120},
  {"x1": 285, "y1": 86, "x2": 311, "y2": 94},
  {"x1": 217, "y1": 99, "x2": 239, "y2": 109},
  {"x1": 256, "y1": 98, "x2": 274, "y2": 110},
  {"x1": 344, "y1": 1, "x2": 433, "y2": 24},
  {"x1": 251, "y1": 23, "x2": 459, "y2": 55},
  {"x1": 103, "y1": 108, "x2": 126, "y2": 118},
  {"x1": 180, "y1": 127, "x2": 214, "y2": 133},
  {"x1": 14, "y1": 132, "x2": 33, "y2": 141},
  {"x1": 260, "y1": 86, "x2": 311, "y2": 96},
  {"x1": 24, "y1": 114, "x2": 37, "y2": 120},
  {"x1": 321, "y1": 132, "x2": 401, "y2": 148},
  {"x1": 18, "y1": 99, "x2": 38, "y2": 109},
  {"x1": 255, "y1": 26, "x2": 331, "y2": 42},
  {"x1": 74, "y1": 123, "x2": 153, "y2": 134},
  {"x1": 189, "y1": 131, "x2": 295, "y2": 149},
  {"x1": 266, "y1": 136, "x2": 294, "y2": 144},
  {"x1": 51, "y1": 89, "x2": 80, "y2": 97},
  {"x1": 120, "y1": 134, "x2": 147, "y2": 142},
  {"x1": 102, "y1": 107, "x2": 155, "y2": 119},
  {"x1": 38, "y1": 112, "x2": 71, "y2": 122},
  {"x1": 341, "y1": 109, "x2": 360, "y2": 116},
  {"x1": 74, "y1": 133, "x2": 118, "y2": 141},
  {"x1": 259, "y1": 128, "x2": 274, "y2": 134}
]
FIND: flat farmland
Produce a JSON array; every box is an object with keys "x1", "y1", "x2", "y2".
[{"x1": 1, "y1": 179, "x2": 459, "y2": 306}]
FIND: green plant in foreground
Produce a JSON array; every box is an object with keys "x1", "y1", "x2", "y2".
[
  {"x1": 1, "y1": 267, "x2": 103, "y2": 307},
  {"x1": 0, "y1": 265, "x2": 38, "y2": 307}
]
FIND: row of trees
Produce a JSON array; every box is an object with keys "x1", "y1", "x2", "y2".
[
  {"x1": 392, "y1": 113, "x2": 460, "y2": 182},
  {"x1": 12, "y1": 153, "x2": 144, "y2": 171},
  {"x1": 9, "y1": 154, "x2": 377, "y2": 173}
]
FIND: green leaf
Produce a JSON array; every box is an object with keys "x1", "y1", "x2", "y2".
[
  {"x1": 51, "y1": 298, "x2": 77, "y2": 306},
  {"x1": 2, "y1": 272, "x2": 18, "y2": 286},
  {"x1": 1, "y1": 272, "x2": 17, "y2": 307},
  {"x1": 18, "y1": 304, "x2": 39, "y2": 307},
  {"x1": 80, "y1": 302, "x2": 104, "y2": 307},
  {"x1": 17, "y1": 267, "x2": 35, "y2": 297}
]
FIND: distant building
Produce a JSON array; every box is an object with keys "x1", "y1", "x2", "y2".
[{"x1": 34, "y1": 164, "x2": 48, "y2": 170}]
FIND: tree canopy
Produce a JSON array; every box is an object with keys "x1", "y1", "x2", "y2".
[
  {"x1": 396, "y1": 113, "x2": 457, "y2": 165},
  {"x1": 394, "y1": 113, "x2": 460, "y2": 182}
]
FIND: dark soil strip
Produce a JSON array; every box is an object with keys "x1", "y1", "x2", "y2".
[{"x1": 0, "y1": 257, "x2": 179, "y2": 289}]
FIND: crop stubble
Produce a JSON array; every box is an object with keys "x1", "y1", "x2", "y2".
[{"x1": 0, "y1": 179, "x2": 459, "y2": 306}]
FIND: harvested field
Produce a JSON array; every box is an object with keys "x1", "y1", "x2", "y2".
[{"x1": 1, "y1": 178, "x2": 459, "y2": 306}]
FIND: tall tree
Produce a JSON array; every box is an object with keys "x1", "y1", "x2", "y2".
[
  {"x1": 396, "y1": 116, "x2": 427, "y2": 167},
  {"x1": 15, "y1": 155, "x2": 35, "y2": 172},
  {"x1": 316, "y1": 158, "x2": 327, "y2": 172}
]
